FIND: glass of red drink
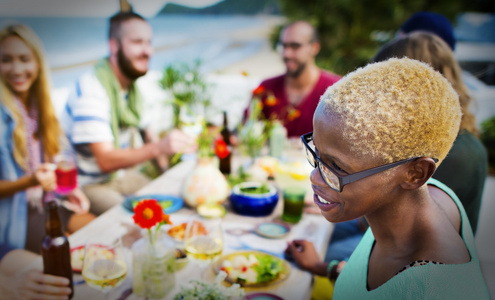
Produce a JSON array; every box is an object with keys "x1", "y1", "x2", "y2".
[{"x1": 54, "y1": 154, "x2": 77, "y2": 195}]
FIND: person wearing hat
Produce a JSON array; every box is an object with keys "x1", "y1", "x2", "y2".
[{"x1": 397, "y1": 11, "x2": 456, "y2": 50}]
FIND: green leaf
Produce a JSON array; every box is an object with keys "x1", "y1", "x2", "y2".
[{"x1": 251, "y1": 254, "x2": 283, "y2": 283}]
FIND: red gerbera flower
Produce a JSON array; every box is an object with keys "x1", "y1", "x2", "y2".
[
  {"x1": 133, "y1": 199, "x2": 165, "y2": 229},
  {"x1": 253, "y1": 85, "x2": 265, "y2": 95},
  {"x1": 214, "y1": 138, "x2": 230, "y2": 159}
]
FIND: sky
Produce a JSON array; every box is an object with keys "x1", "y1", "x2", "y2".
[{"x1": 0, "y1": 0, "x2": 224, "y2": 18}]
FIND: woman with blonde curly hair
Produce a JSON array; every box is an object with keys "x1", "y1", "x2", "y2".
[
  {"x1": 286, "y1": 58, "x2": 489, "y2": 298},
  {"x1": 372, "y1": 32, "x2": 488, "y2": 234},
  {"x1": 0, "y1": 24, "x2": 94, "y2": 254}
]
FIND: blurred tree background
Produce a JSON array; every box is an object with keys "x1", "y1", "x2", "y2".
[{"x1": 274, "y1": 0, "x2": 495, "y2": 75}]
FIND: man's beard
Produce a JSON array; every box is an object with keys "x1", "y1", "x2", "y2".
[
  {"x1": 285, "y1": 59, "x2": 306, "y2": 78},
  {"x1": 117, "y1": 47, "x2": 148, "y2": 81}
]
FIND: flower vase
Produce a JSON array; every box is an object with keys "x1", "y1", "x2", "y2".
[
  {"x1": 182, "y1": 157, "x2": 229, "y2": 207},
  {"x1": 132, "y1": 232, "x2": 176, "y2": 299}
]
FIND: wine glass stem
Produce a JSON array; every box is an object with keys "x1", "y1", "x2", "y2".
[{"x1": 201, "y1": 264, "x2": 209, "y2": 281}]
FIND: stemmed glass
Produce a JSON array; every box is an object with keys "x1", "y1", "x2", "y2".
[
  {"x1": 81, "y1": 238, "x2": 128, "y2": 298},
  {"x1": 184, "y1": 217, "x2": 224, "y2": 270}
]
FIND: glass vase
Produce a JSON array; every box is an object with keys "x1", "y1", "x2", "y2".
[
  {"x1": 132, "y1": 232, "x2": 176, "y2": 299},
  {"x1": 182, "y1": 157, "x2": 230, "y2": 207}
]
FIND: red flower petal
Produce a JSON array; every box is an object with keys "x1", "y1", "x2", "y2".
[
  {"x1": 215, "y1": 139, "x2": 230, "y2": 159},
  {"x1": 287, "y1": 108, "x2": 301, "y2": 121},
  {"x1": 253, "y1": 85, "x2": 265, "y2": 95},
  {"x1": 265, "y1": 95, "x2": 279, "y2": 107},
  {"x1": 133, "y1": 199, "x2": 164, "y2": 229}
]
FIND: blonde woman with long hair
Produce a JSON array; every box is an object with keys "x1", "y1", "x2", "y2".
[{"x1": 0, "y1": 24, "x2": 94, "y2": 257}]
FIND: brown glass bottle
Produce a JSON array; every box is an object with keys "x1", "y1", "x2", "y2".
[
  {"x1": 41, "y1": 193, "x2": 74, "y2": 299},
  {"x1": 219, "y1": 111, "x2": 232, "y2": 174}
]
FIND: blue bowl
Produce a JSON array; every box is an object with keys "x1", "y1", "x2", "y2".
[{"x1": 230, "y1": 182, "x2": 279, "y2": 217}]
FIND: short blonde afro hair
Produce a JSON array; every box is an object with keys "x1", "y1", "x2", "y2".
[{"x1": 320, "y1": 58, "x2": 461, "y2": 164}]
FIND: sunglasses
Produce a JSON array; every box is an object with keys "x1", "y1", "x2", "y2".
[{"x1": 301, "y1": 132, "x2": 437, "y2": 192}]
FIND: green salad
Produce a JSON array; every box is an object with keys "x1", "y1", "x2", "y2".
[
  {"x1": 239, "y1": 184, "x2": 270, "y2": 195},
  {"x1": 220, "y1": 252, "x2": 285, "y2": 285},
  {"x1": 252, "y1": 254, "x2": 283, "y2": 283}
]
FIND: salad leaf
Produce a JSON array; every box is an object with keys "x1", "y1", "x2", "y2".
[{"x1": 252, "y1": 254, "x2": 283, "y2": 283}]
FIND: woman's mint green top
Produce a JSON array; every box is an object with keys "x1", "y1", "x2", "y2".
[{"x1": 333, "y1": 178, "x2": 489, "y2": 299}]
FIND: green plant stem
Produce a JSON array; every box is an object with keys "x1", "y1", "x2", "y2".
[{"x1": 148, "y1": 228, "x2": 154, "y2": 246}]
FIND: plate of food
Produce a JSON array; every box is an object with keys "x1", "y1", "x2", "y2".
[
  {"x1": 212, "y1": 251, "x2": 290, "y2": 287},
  {"x1": 122, "y1": 194, "x2": 184, "y2": 214},
  {"x1": 70, "y1": 245, "x2": 85, "y2": 272},
  {"x1": 70, "y1": 244, "x2": 115, "y2": 272},
  {"x1": 167, "y1": 221, "x2": 207, "y2": 242}
]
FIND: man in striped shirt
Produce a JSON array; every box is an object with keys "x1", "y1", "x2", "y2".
[{"x1": 61, "y1": 11, "x2": 196, "y2": 215}]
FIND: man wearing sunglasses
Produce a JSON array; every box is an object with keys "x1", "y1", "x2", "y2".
[{"x1": 246, "y1": 20, "x2": 340, "y2": 138}]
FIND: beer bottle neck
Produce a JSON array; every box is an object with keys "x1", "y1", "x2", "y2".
[
  {"x1": 223, "y1": 111, "x2": 228, "y2": 127},
  {"x1": 221, "y1": 111, "x2": 231, "y2": 145},
  {"x1": 44, "y1": 199, "x2": 64, "y2": 237}
]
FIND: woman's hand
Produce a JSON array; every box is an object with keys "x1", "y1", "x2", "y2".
[
  {"x1": 33, "y1": 163, "x2": 57, "y2": 191},
  {"x1": 62, "y1": 188, "x2": 90, "y2": 214},
  {"x1": 285, "y1": 240, "x2": 328, "y2": 276},
  {"x1": 0, "y1": 270, "x2": 71, "y2": 300}
]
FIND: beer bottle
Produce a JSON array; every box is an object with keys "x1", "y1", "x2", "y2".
[
  {"x1": 219, "y1": 111, "x2": 232, "y2": 174},
  {"x1": 41, "y1": 193, "x2": 74, "y2": 299}
]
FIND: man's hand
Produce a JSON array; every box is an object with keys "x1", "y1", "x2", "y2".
[
  {"x1": 158, "y1": 129, "x2": 197, "y2": 157},
  {"x1": 33, "y1": 163, "x2": 57, "y2": 192},
  {"x1": 0, "y1": 270, "x2": 72, "y2": 300}
]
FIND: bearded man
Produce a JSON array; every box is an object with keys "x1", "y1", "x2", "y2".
[
  {"x1": 247, "y1": 21, "x2": 341, "y2": 137},
  {"x1": 62, "y1": 11, "x2": 196, "y2": 215}
]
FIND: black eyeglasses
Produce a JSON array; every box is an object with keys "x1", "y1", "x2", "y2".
[{"x1": 301, "y1": 132, "x2": 437, "y2": 192}]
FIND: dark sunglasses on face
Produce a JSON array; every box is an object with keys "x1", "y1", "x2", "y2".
[{"x1": 301, "y1": 132, "x2": 438, "y2": 192}]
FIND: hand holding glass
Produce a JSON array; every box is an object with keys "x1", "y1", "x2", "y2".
[{"x1": 54, "y1": 154, "x2": 77, "y2": 195}]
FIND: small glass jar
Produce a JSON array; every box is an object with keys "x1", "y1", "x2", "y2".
[
  {"x1": 269, "y1": 120, "x2": 287, "y2": 158},
  {"x1": 282, "y1": 186, "x2": 306, "y2": 223},
  {"x1": 132, "y1": 231, "x2": 176, "y2": 299}
]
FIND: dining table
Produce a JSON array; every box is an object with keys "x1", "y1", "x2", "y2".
[{"x1": 67, "y1": 148, "x2": 335, "y2": 300}]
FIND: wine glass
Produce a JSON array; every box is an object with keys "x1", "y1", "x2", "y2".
[
  {"x1": 184, "y1": 217, "x2": 223, "y2": 267},
  {"x1": 82, "y1": 238, "x2": 128, "y2": 297}
]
